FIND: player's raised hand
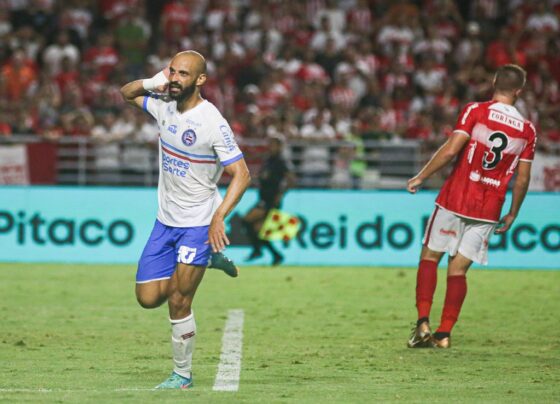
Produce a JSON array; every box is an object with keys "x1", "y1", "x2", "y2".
[
  {"x1": 407, "y1": 176, "x2": 423, "y2": 194},
  {"x1": 208, "y1": 215, "x2": 230, "y2": 253},
  {"x1": 157, "y1": 67, "x2": 170, "y2": 92},
  {"x1": 142, "y1": 68, "x2": 170, "y2": 93},
  {"x1": 495, "y1": 213, "x2": 516, "y2": 234}
]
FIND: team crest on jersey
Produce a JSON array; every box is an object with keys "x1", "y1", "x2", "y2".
[{"x1": 182, "y1": 129, "x2": 197, "y2": 146}]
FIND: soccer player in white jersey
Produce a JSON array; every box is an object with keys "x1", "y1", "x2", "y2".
[
  {"x1": 406, "y1": 64, "x2": 536, "y2": 349},
  {"x1": 120, "y1": 51, "x2": 251, "y2": 389}
]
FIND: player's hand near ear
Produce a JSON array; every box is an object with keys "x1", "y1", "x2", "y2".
[{"x1": 143, "y1": 67, "x2": 170, "y2": 93}]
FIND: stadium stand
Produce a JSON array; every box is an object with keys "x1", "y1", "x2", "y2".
[{"x1": 0, "y1": 0, "x2": 559, "y2": 190}]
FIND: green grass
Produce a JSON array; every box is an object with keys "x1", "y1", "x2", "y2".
[{"x1": 0, "y1": 264, "x2": 559, "y2": 403}]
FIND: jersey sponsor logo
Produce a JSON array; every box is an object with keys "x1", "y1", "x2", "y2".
[
  {"x1": 162, "y1": 151, "x2": 190, "y2": 177},
  {"x1": 181, "y1": 129, "x2": 197, "y2": 146},
  {"x1": 469, "y1": 170, "x2": 481, "y2": 182},
  {"x1": 488, "y1": 110, "x2": 523, "y2": 131},
  {"x1": 219, "y1": 124, "x2": 237, "y2": 152},
  {"x1": 481, "y1": 176, "x2": 501, "y2": 187},
  {"x1": 167, "y1": 124, "x2": 177, "y2": 134},
  {"x1": 468, "y1": 170, "x2": 501, "y2": 187}
]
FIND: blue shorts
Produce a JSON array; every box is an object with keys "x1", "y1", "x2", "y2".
[{"x1": 136, "y1": 220, "x2": 211, "y2": 283}]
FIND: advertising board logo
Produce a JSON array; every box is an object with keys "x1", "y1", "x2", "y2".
[
  {"x1": 226, "y1": 213, "x2": 560, "y2": 253},
  {"x1": 0, "y1": 210, "x2": 134, "y2": 246},
  {"x1": 181, "y1": 129, "x2": 197, "y2": 146}
]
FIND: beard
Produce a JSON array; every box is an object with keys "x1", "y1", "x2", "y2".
[{"x1": 168, "y1": 81, "x2": 197, "y2": 101}]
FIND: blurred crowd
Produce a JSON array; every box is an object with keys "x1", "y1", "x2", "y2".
[{"x1": 1, "y1": 0, "x2": 559, "y2": 188}]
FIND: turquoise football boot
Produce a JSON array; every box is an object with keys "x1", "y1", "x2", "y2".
[{"x1": 155, "y1": 372, "x2": 193, "y2": 389}]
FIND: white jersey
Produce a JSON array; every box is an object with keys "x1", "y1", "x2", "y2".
[{"x1": 142, "y1": 94, "x2": 243, "y2": 227}]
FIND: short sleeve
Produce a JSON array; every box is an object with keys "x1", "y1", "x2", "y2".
[
  {"x1": 142, "y1": 92, "x2": 163, "y2": 121},
  {"x1": 520, "y1": 122, "x2": 537, "y2": 162},
  {"x1": 453, "y1": 102, "x2": 479, "y2": 137},
  {"x1": 212, "y1": 120, "x2": 244, "y2": 166}
]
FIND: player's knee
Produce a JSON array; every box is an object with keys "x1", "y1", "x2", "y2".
[
  {"x1": 421, "y1": 246, "x2": 444, "y2": 263},
  {"x1": 447, "y1": 253, "x2": 472, "y2": 276},
  {"x1": 447, "y1": 266, "x2": 468, "y2": 277},
  {"x1": 135, "y1": 289, "x2": 165, "y2": 309},
  {"x1": 168, "y1": 291, "x2": 192, "y2": 313}
]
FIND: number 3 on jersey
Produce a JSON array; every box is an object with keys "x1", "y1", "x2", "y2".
[{"x1": 483, "y1": 131, "x2": 508, "y2": 170}]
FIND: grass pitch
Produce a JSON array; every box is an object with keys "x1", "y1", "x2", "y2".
[{"x1": 0, "y1": 263, "x2": 559, "y2": 403}]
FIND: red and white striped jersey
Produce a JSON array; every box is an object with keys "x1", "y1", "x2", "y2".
[{"x1": 436, "y1": 100, "x2": 537, "y2": 222}]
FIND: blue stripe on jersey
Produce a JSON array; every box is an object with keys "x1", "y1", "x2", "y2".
[
  {"x1": 221, "y1": 153, "x2": 244, "y2": 166},
  {"x1": 160, "y1": 138, "x2": 218, "y2": 160},
  {"x1": 142, "y1": 96, "x2": 149, "y2": 111}
]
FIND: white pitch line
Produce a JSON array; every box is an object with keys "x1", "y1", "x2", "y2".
[
  {"x1": 213, "y1": 309, "x2": 244, "y2": 392},
  {"x1": 0, "y1": 388, "x2": 157, "y2": 393}
]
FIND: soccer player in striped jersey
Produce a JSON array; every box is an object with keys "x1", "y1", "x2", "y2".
[
  {"x1": 120, "y1": 51, "x2": 251, "y2": 388},
  {"x1": 406, "y1": 64, "x2": 536, "y2": 348}
]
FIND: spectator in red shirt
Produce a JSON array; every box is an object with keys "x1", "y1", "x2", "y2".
[
  {"x1": 160, "y1": 0, "x2": 191, "y2": 43},
  {"x1": 0, "y1": 111, "x2": 12, "y2": 137},
  {"x1": 329, "y1": 64, "x2": 359, "y2": 113},
  {"x1": 54, "y1": 56, "x2": 80, "y2": 94},
  {"x1": 83, "y1": 32, "x2": 119, "y2": 81},
  {"x1": 406, "y1": 110, "x2": 435, "y2": 141},
  {"x1": 485, "y1": 27, "x2": 526, "y2": 69}
]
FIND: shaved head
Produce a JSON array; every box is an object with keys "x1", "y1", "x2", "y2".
[
  {"x1": 173, "y1": 50, "x2": 207, "y2": 76},
  {"x1": 167, "y1": 50, "x2": 208, "y2": 102}
]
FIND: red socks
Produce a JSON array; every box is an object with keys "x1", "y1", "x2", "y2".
[
  {"x1": 437, "y1": 275, "x2": 467, "y2": 334},
  {"x1": 416, "y1": 259, "x2": 438, "y2": 320},
  {"x1": 416, "y1": 259, "x2": 468, "y2": 334}
]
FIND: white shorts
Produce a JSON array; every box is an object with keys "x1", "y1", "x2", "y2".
[{"x1": 423, "y1": 205, "x2": 497, "y2": 265}]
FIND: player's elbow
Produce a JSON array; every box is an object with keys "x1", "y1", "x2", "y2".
[
  {"x1": 441, "y1": 148, "x2": 458, "y2": 161},
  {"x1": 120, "y1": 84, "x2": 135, "y2": 102},
  {"x1": 234, "y1": 165, "x2": 251, "y2": 189},
  {"x1": 240, "y1": 167, "x2": 252, "y2": 188},
  {"x1": 120, "y1": 87, "x2": 130, "y2": 101}
]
